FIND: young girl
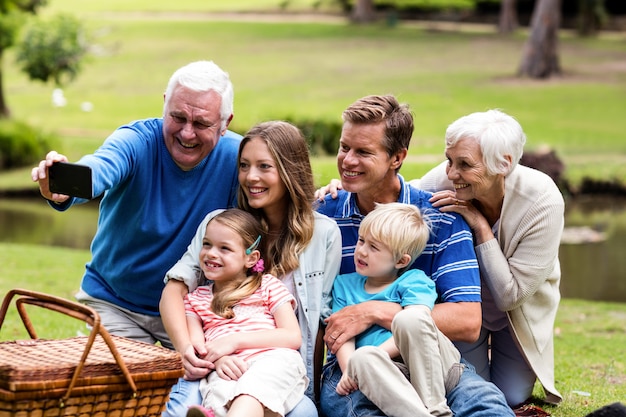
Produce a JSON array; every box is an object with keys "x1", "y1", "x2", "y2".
[{"x1": 184, "y1": 209, "x2": 308, "y2": 417}]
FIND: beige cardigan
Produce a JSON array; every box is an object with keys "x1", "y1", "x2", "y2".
[{"x1": 417, "y1": 162, "x2": 564, "y2": 404}]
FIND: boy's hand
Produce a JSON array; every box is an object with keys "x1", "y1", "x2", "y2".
[{"x1": 336, "y1": 373, "x2": 358, "y2": 396}]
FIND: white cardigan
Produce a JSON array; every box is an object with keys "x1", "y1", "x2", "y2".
[{"x1": 417, "y1": 162, "x2": 564, "y2": 404}]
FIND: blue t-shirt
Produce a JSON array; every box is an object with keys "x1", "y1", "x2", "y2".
[
  {"x1": 316, "y1": 175, "x2": 481, "y2": 304},
  {"x1": 53, "y1": 118, "x2": 242, "y2": 315},
  {"x1": 332, "y1": 270, "x2": 436, "y2": 348}
]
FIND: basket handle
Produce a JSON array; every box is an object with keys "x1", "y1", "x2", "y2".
[{"x1": 0, "y1": 288, "x2": 138, "y2": 405}]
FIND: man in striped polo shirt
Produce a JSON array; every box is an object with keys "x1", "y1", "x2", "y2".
[{"x1": 316, "y1": 95, "x2": 514, "y2": 417}]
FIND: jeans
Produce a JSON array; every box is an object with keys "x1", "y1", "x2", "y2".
[
  {"x1": 446, "y1": 360, "x2": 515, "y2": 417},
  {"x1": 163, "y1": 378, "x2": 319, "y2": 417},
  {"x1": 455, "y1": 325, "x2": 536, "y2": 406},
  {"x1": 320, "y1": 357, "x2": 385, "y2": 417},
  {"x1": 319, "y1": 358, "x2": 514, "y2": 417}
]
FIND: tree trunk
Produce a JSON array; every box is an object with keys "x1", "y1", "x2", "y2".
[
  {"x1": 499, "y1": 0, "x2": 518, "y2": 34},
  {"x1": 351, "y1": 0, "x2": 376, "y2": 23},
  {"x1": 518, "y1": 0, "x2": 562, "y2": 79},
  {"x1": 577, "y1": 0, "x2": 605, "y2": 37},
  {"x1": 0, "y1": 49, "x2": 9, "y2": 118}
]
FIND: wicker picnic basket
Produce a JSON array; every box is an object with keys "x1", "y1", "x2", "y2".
[{"x1": 0, "y1": 289, "x2": 184, "y2": 417}]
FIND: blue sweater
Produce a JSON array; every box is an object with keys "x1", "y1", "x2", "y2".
[{"x1": 52, "y1": 118, "x2": 241, "y2": 315}]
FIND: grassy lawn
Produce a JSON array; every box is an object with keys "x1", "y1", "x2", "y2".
[
  {"x1": 3, "y1": 4, "x2": 625, "y2": 192},
  {"x1": 42, "y1": 0, "x2": 476, "y2": 15},
  {"x1": 0, "y1": 242, "x2": 624, "y2": 416},
  {"x1": 42, "y1": 0, "x2": 340, "y2": 14},
  {"x1": 0, "y1": 4, "x2": 625, "y2": 416}
]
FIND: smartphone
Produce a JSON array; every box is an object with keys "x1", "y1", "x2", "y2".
[{"x1": 48, "y1": 162, "x2": 93, "y2": 200}]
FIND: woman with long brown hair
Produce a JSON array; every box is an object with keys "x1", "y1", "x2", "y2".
[{"x1": 161, "y1": 121, "x2": 342, "y2": 417}]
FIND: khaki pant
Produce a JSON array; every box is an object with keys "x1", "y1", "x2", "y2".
[{"x1": 346, "y1": 306, "x2": 460, "y2": 417}]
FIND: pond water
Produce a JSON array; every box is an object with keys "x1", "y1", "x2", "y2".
[
  {"x1": 558, "y1": 197, "x2": 626, "y2": 303},
  {"x1": 1, "y1": 197, "x2": 625, "y2": 303}
]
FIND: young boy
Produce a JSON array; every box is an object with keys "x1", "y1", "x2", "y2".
[{"x1": 321, "y1": 202, "x2": 463, "y2": 417}]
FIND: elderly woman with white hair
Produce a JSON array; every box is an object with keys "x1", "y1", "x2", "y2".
[{"x1": 412, "y1": 109, "x2": 564, "y2": 408}]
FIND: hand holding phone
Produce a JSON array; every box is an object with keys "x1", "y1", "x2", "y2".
[{"x1": 48, "y1": 162, "x2": 93, "y2": 199}]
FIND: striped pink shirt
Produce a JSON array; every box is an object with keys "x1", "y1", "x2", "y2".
[{"x1": 184, "y1": 274, "x2": 296, "y2": 361}]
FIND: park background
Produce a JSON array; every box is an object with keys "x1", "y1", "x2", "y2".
[{"x1": 0, "y1": 1, "x2": 624, "y2": 416}]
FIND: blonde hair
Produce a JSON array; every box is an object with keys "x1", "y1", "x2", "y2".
[
  {"x1": 359, "y1": 203, "x2": 431, "y2": 275},
  {"x1": 207, "y1": 209, "x2": 265, "y2": 318},
  {"x1": 237, "y1": 121, "x2": 315, "y2": 278}
]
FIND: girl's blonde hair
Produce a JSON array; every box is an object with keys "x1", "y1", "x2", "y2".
[
  {"x1": 237, "y1": 121, "x2": 315, "y2": 278},
  {"x1": 359, "y1": 203, "x2": 431, "y2": 275},
  {"x1": 208, "y1": 209, "x2": 265, "y2": 318}
]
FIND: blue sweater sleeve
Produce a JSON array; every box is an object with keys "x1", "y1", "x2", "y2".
[{"x1": 70, "y1": 119, "x2": 242, "y2": 314}]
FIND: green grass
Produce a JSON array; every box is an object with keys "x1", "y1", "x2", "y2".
[
  {"x1": 549, "y1": 300, "x2": 626, "y2": 416},
  {"x1": 1, "y1": 6, "x2": 625, "y2": 415},
  {"x1": 4, "y1": 9, "x2": 626, "y2": 191},
  {"x1": 0, "y1": 244, "x2": 91, "y2": 341},
  {"x1": 43, "y1": 0, "x2": 337, "y2": 14},
  {"x1": 41, "y1": 0, "x2": 476, "y2": 15},
  {"x1": 0, "y1": 242, "x2": 624, "y2": 416}
]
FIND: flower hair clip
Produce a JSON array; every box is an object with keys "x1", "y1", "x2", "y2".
[{"x1": 252, "y1": 259, "x2": 265, "y2": 273}]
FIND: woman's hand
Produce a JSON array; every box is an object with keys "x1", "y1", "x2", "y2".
[
  {"x1": 429, "y1": 190, "x2": 493, "y2": 244},
  {"x1": 181, "y1": 344, "x2": 214, "y2": 380},
  {"x1": 314, "y1": 178, "x2": 342, "y2": 201}
]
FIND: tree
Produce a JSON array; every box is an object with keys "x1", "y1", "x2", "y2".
[
  {"x1": 351, "y1": 0, "x2": 376, "y2": 23},
  {"x1": 16, "y1": 13, "x2": 88, "y2": 86},
  {"x1": 577, "y1": 0, "x2": 608, "y2": 37},
  {"x1": 0, "y1": 0, "x2": 48, "y2": 118},
  {"x1": 498, "y1": 0, "x2": 518, "y2": 34},
  {"x1": 518, "y1": 0, "x2": 562, "y2": 79}
]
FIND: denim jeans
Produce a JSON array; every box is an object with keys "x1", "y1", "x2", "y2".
[
  {"x1": 320, "y1": 357, "x2": 385, "y2": 417},
  {"x1": 320, "y1": 358, "x2": 514, "y2": 417},
  {"x1": 163, "y1": 379, "x2": 202, "y2": 417},
  {"x1": 455, "y1": 325, "x2": 536, "y2": 406},
  {"x1": 447, "y1": 361, "x2": 515, "y2": 417},
  {"x1": 163, "y1": 378, "x2": 319, "y2": 417}
]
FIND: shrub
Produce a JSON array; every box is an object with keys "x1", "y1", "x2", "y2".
[
  {"x1": 284, "y1": 117, "x2": 342, "y2": 156},
  {"x1": 0, "y1": 119, "x2": 57, "y2": 170},
  {"x1": 16, "y1": 13, "x2": 88, "y2": 86}
]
